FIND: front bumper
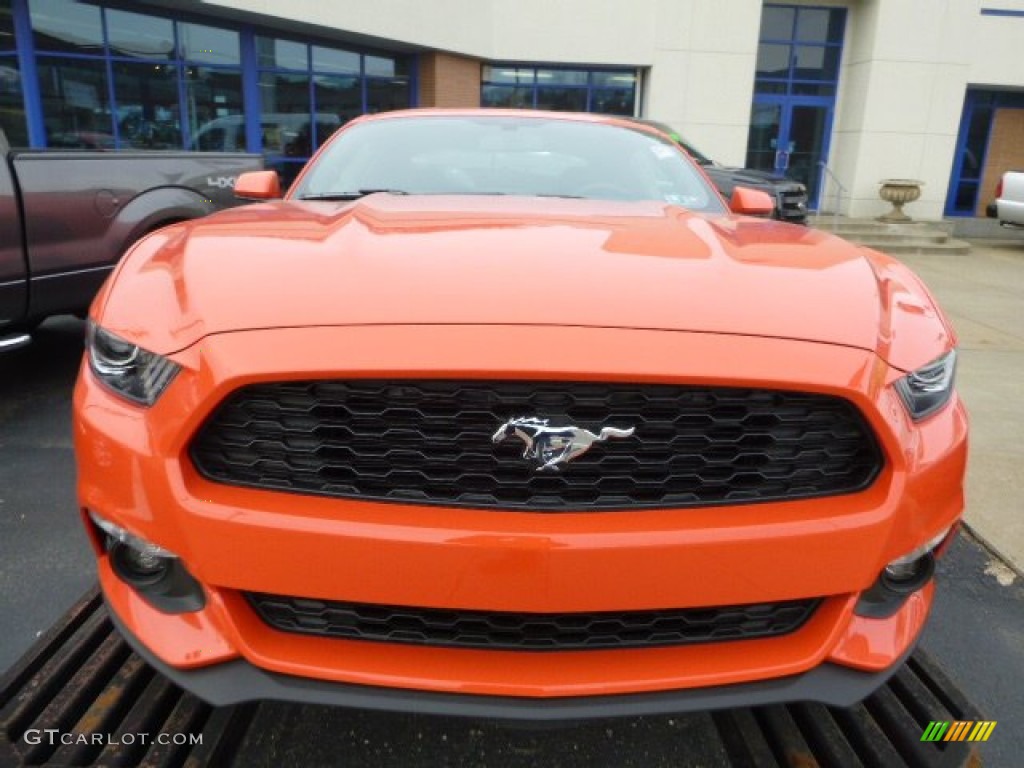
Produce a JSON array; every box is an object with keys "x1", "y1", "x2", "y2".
[
  {"x1": 106, "y1": 593, "x2": 920, "y2": 720},
  {"x1": 75, "y1": 324, "x2": 967, "y2": 708}
]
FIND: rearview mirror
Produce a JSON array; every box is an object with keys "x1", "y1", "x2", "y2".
[
  {"x1": 234, "y1": 171, "x2": 282, "y2": 201},
  {"x1": 730, "y1": 187, "x2": 775, "y2": 216}
]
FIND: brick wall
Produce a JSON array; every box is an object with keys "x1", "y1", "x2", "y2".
[
  {"x1": 977, "y1": 108, "x2": 1024, "y2": 216},
  {"x1": 419, "y1": 52, "x2": 482, "y2": 108}
]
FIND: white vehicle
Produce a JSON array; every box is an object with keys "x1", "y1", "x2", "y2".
[{"x1": 988, "y1": 170, "x2": 1024, "y2": 227}]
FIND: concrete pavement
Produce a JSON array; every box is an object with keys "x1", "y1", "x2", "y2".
[{"x1": 897, "y1": 240, "x2": 1024, "y2": 574}]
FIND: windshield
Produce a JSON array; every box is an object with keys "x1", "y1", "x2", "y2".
[
  {"x1": 292, "y1": 115, "x2": 725, "y2": 212},
  {"x1": 637, "y1": 119, "x2": 714, "y2": 166}
]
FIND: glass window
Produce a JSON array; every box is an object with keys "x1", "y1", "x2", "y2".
[
  {"x1": 312, "y1": 45, "x2": 359, "y2": 75},
  {"x1": 792, "y1": 82, "x2": 836, "y2": 97},
  {"x1": 760, "y1": 6, "x2": 795, "y2": 40},
  {"x1": 113, "y1": 61, "x2": 181, "y2": 148},
  {"x1": 0, "y1": 59, "x2": 27, "y2": 146},
  {"x1": 37, "y1": 57, "x2": 112, "y2": 147},
  {"x1": 482, "y1": 66, "x2": 638, "y2": 115},
  {"x1": 30, "y1": 0, "x2": 103, "y2": 54},
  {"x1": 954, "y1": 181, "x2": 978, "y2": 212},
  {"x1": 179, "y1": 22, "x2": 239, "y2": 66},
  {"x1": 185, "y1": 67, "x2": 244, "y2": 151},
  {"x1": 961, "y1": 106, "x2": 993, "y2": 179},
  {"x1": 535, "y1": 87, "x2": 587, "y2": 112},
  {"x1": 260, "y1": 72, "x2": 311, "y2": 156},
  {"x1": 256, "y1": 36, "x2": 307, "y2": 70},
  {"x1": 315, "y1": 75, "x2": 361, "y2": 127},
  {"x1": 481, "y1": 85, "x2": 533, "y2": 109},
  {"x1": 367, "y1": 78, "x2": 410, "y2": 114},
  {"x1": 754, "y1": 80, "x2": 786, "y2": 95},
  {"x1": 365, "y1": 55, "x2": 409, "y2": 78},
  {"x1": 590, "y1": 88, "x2": 634, "y2": 116},
  {"x1": 482, "y1": 66, "x2": 533, "y2": 85},
  {"x1": 796, "y1": 8, "x2": 844, "y2": 44},
  {"x1": 795, "y1": 9, "x2": 829, "y2": 43},
  {"x1": 107, "y1": 9, "x2": 174, "y2": 60},
  {"x1": 756, "y1": 44, "x2": 790, "y2": 78},
  {"x1": 793, "y1": 45, "x2": 839, "y2": 81},
  {"x1": 1, "y1": 0, "x2": 15, "y2": 52},
  {"x1": 260, "y1": 72, "x2": 309, "y2": 115},
  {"x1": 591, "y1": 71, "x2": 636, "y2": 88},
  {"x1": 535, "y1": 69, "x2": 587, "y2": 86}
]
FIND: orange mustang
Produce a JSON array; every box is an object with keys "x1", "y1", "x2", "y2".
[{"x1": 74, "y1": 110, "x2": 967, "y2": 719}]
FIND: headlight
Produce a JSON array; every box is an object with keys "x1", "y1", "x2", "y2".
[
  {"x1": 895, "y1": 349, "x2": 957, "y2": 421},
  {"x1": 86, "y1": 321, "x2": 180, "y2": 406}
]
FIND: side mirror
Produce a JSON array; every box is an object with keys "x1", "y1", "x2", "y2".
[
  {"x1": 234, "y1": 171, "x2": 282, "y2": 201},
  {"x1": 730, "y1": 186, "x2": 775, "y2": 216}
]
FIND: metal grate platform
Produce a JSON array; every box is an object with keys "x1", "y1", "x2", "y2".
[{"x1": 0, "y1": 588, "x2": 984, "y2": 767}]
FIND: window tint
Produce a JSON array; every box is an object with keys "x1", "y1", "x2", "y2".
[
  {"x1": 0, "y1": 60, "x2": 27, "y2": 146},
  {"x1": 37, "y1": 57, "x2": 112, "y2": 147},
  {"x1": 113, "y1": 61, "x2": 181, "y2": 148},
  {"x1": 1, "y1": 0, "x2": 15, "y2": 49},
  {"x1": 760, "y1": 6, "x2": 795, "y2": 40},
  {"x1": 179, "y1": 23, "x2": 239, "y2": 66},
  {"x1": 19, "y1": 2, "x2": 412, "y2": 153},
  {"x1": 754, "y1": 6, "x2": 844, "y2": 95},
  {"x1": 482, "y1": 66, "x2": 638, "y2": 116},
  {"x1": 256, "y1": 36, "x2": 308, "y2": 70},
  {"x1": 185, "y1": 68, "x2": 243, "y2": 150},
  {"x1": 313, "y1": 45, "x2": 360, "y2": 75},
  {"x1": 30, "y1": 0, "x2": 103, "y2": 53},
  {"x1": 107, "y1": 10, "x2": 173, "y2": 59},
  {"x1": 482, "y1": 66, "x2": 534, "y2": 85}
]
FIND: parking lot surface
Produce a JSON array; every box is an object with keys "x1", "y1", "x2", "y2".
[{"x1": 898, "y1": 241, "x2": 1024, "y2": 573}]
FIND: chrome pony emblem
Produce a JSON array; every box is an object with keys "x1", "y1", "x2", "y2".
[{"x1": 491, "y1": 417, "x2": 636, "y2": 472}]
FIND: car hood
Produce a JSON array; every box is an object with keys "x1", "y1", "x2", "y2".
[{"x1": 100, "y1": 195, "x2": 951, "y2": 371}]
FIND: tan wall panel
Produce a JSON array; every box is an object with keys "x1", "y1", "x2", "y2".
[
  {"x1": 977, "y1": 108, "x2": 1024, "y2": 217},
  {"x1": 418, "y1": 53, "x2": 481, "y2": 108}
]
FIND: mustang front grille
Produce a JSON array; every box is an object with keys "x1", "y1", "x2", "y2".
[
  {"x1": 244, "y1": 593, "x2": 822, "y2": 651},
  {"x1": 189, "y1": 380, "x2": 882, "y2": 510}
]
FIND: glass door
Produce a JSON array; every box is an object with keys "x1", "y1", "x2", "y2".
[
  {"x1": 746, "y1": 98, "x2": 833, "y2": 208},
  {"x1": 746, "y1": 103, "x2": 783, "y2": 175},
  {"x1": 747, "y1": 4, "x2": 846, "y2": 210},
  {"x1": 785, "y1": 103, "x2": 831, "y2": 204}
]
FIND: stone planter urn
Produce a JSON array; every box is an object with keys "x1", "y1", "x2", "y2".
[{"x1": 877, "y1": 179, "x2": 923, "y2": 222}]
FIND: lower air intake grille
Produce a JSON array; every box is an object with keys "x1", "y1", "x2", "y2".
[{"x1": 245, "y1": 593, "x2": 822, "y2": 651}]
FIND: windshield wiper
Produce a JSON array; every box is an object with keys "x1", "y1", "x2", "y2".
[{"x1": 298, "y1": 189, "x2": 409, "y2": 201}]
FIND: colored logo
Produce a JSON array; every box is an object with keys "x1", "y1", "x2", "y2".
[
  {"x1": 492, "y1": 417, "x2": 635, "y2": 472},
  {"x1": 921, "y1": 721, "x2": 996, "y2": 742}
]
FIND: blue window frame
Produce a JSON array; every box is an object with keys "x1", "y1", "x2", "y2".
[
  {"x1": 945, "y1": 88, "x2": 1024, "y2": 217},
  {"x1": 254, "y1": 34, "x2": 413, "y2": 185},
  {"x1": 754, "y1": 5, "x2": 843, "y2": 97},
  {"x1": 747, "y1": 5, "x2": 846, "y2": 209},
  {"x1": 8, "y1": 0, "x2": 415, "y2": 161},
  {"x1": 481, "y1": 64, "x2": 638, "y2": 116}
]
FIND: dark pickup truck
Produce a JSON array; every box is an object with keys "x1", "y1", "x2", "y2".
[
  {"x1": 1, "y1": 128, "x2": 262, "y2": 350},
  {"x1": 635, "y1": 118, "x2": 809, "y2": 224}
]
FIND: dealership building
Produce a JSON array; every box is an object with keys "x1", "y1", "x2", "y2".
[{"x1": 1, "y1": 0, "x2": 1021, "y2": 219}]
